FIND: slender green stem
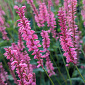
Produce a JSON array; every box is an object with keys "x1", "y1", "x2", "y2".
[
  {"x1": 75, "y1": 66, "x2": 85, "y2": 83},
  {"x1": 0, "y1": 52, "x2": 10, "y2": 73},
  {"x1": 43, "y1": 68, "x2": 54, "y2": 85},
  {"x1": 50, "y1": 52, "x2": 67, "y2": 85},
  {"x1": 58, "y1": 46, "x2": 72, "y2": 85},
  {"x1": 3, "y1": 58, "x2": 10, "y2": 73},
  {"x1": 54, "y1": 75, "x2": 61, "y2": 85},
  {"x1": 43, "y1": 59, "x2": 61, "y2": 85},
  {"x1": 12, "y1": 0, "x2": 15, "y2": 28},
  {"x1": 81, "y1": 48, "x2": 85, "y2": 56},
  {"x1": 54, "y1": 48, "x2": 60, "y2": 67},
  {"x1": 32, "y1": 11, "x2": 36, "y2": 31}
]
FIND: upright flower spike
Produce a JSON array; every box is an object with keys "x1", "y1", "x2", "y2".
[
  {"x1": 64, "y1": 0, "x2": 69, "y2": 17},
  {"x1": 0, "y1": 6, "x2": 9, "y2": 40},
  {"x1": 37, "y1": 2, "x2": 49, "y2": 27},
  {"x1": 64, "y1": 0, "x2": 82, "y2": 59},
  {"x1": 14, "y1": 6, "x2": 43, "y2": 68},
  {"x1": 58, "y1": 8, "x2": 77, "y2": 66},
  {"x1": 4, "y1": 30, "x2": 36, "y2": 85},
  {"x1": 41, "y1": 30, "x2": 55, "y2": 76},
  {"x1": 81, "y1": 0, "x2": 85, "y2": 27},
  {"x1": 47, "y1": 1, "x2": 57, "y2": 40},
  {"x1": 47, "y1": 11, "x2": 57, "y2": 39},
  {"x1": 64, "y1": 0, "x2": 78, "y2": 47},
  {"x1": 68, "y1": 0, "x2": 78, "y2": 47},
  {"x1": 26, "y1": 0, "x2": 44, "y2": 27}
]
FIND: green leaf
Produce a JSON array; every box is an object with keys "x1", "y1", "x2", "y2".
[
  {"x1": 67, "y1": 77, "x2": 84, "y2": 83},
  {"x1": 72, "y1": 69, "x2": 83, "y2": 77},
  {"x1": 8, "y1": 75, "x2": 14, "y2": 80},
  {"x1": 82, "y1": 36, "x2": 85, "y2": 44},
  {"x1": 33, "y1": 68, "x2": 44, "y2": 73}
]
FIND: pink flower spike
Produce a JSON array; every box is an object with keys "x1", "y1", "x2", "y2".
[
  {"x1": 58, "y1": 7, "x2": 77, "y2": 65},
  {"x1": 41, "y1": 30, "x2": 55, "y2": 76},
  {"x1": 0, "y1": 6, "x2": 9, "y2": 40},
  {"x1": 15, "y1": 6, "x2": 43, "y2": 68}
]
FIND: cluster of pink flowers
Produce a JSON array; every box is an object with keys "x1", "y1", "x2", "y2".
[
  {"x1": 27, "y1": 0, "x2": 57, "y2": 39},
  {"x1": 81, "y1": 0, "x2": 85, "y2": 27},
  {"x1": 0, "y1": 6, "x2": 9, "y2": 40},
  {"x1": 14, "y1": 5, "x2": 56, "y2": 77},
  {"x1": 64, "y1": 0, "x2": 82, "y2": 59},
  {"x1": 64, "y1": 0, "x2": 69, "y2": 18},
  {"x1": 4, "y1": 43, "x2": 36, "y2": 85},
  {"x1": 47, "y1": 11, "x2": 57, "y2": 39},
  {"x1": 35, "y1": 2, "x2": 48, "y2": 27},
  {"x1": 67, "y1": 0, "x2": 78, "y2": 47},
  {"x1": 27, "y1": 0, "x2": 48, "y2": 27},
  {"x1": 4, "y1": 29, "x2": 36, "y2": 85},
  {"x1": 58, "y1": 8, "x2": 77, "y2": 66},
  {"x1": 0, "y1": 62, "x2": 8, "y2": 85},
  {"x1": 14, "y1": 5, "x2": 43, "y2": 68},
  {"x1": 14, "y1": 4, "x2": 55, "y2": 76},
  {"x1": 41, "y1": 30, "x2": 55, "y2": 76},
  {"x1": 64, "y1": 0, "x2": 77, "y2": 31}
]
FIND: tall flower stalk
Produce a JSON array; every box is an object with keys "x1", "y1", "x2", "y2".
[
  {"x1": 0, "y1": 6, "x2": 9, "y2": 40},
  {"x1": 81, "y1": 0, "x2": 85, "y2": 27},
  {"x1": 46, "y1": 0, "x2": 57, "y2": 39},
  {"x1": 64, "y1": 0, "x2": 82, "y2": 59},
  {"x1": 58, "y1": 7, "x2": 77, "y2": 66},
  {"x1": 26, "y1": 0, "x2": 44, "y2": 27},
  {"x1": 4, "y1": 30, "x2": 36, "y2": 85},
  {"x1": 4, "y1": 43, "x2": 36, "y2": 85},
  {"x1": 41, "y1": 30, "x2": 55, "y2": 76},
  {"x1": 14, "y1": 6, "x2": 43, "y2": 68}
]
